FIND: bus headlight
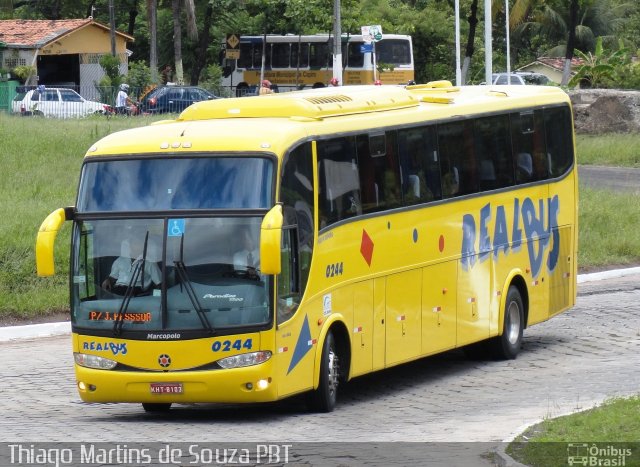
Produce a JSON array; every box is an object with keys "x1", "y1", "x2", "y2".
[
  {"x1": 74, "y1": 352, "x2": 117, "y2": 370},
  {"x1": 217, "y1": 351, "x2": 272, "y2": 369}
]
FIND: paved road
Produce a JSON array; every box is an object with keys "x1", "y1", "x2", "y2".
[
  {"x1": 578, "y1": 165, "x2": 640, "y2": 193},
  {"x1": 1, "y1": 275, "x2": 639, "y2": 466}
]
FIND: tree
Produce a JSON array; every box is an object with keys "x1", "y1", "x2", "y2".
[
  {"x1": 171, "y1": 0, "x2": 198, "y2": 84},
  {"x1": 561, "y1": 0, "x2": 579, "y2": 85},
  {"x1": 568, "y1": 36, "x2": 628, "y2": 88},
  {"x1": 190, "y1": 0, "x2": 213, "y2": 85},
  {"x1": 461, "y1": 0, "x2": 478, "y2": 85},
  {"x1": 147, "y1": 0, "x2": 158, "y2": 83}
]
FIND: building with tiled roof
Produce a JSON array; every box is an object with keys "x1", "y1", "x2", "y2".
[
  {"x1": 517, "y1": 57, "x2": 584, "y2": 84},
  {"x1": 0, "y1": 18, "x2": 133, "y2": 98}
]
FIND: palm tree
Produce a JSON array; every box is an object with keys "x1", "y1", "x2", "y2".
[
  {"x1": 512, "y1": 0, "x2": 632, "y2": 84},
  {"x1": 171, "y1": 0, "x2": 198, "y2": 85}
]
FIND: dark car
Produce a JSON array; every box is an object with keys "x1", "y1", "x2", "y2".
[{"x1": 139, "y1": 85, "x2": 219, "y2": 114}]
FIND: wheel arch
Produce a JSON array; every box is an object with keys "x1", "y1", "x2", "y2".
[
  {"x1": 312, "y1": 317, "x2": 351, "y2": 389},
  {"x1": 497, "y1": 271, "x2": 529, "y2": 336},
  {"x1": 506, "y1": 273, "x2": 529, "y2": 329}
]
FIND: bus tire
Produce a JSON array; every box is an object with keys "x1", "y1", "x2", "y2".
[
  {"x1": 491, "y1": 285, "x2": 524, "y2": 360},
  {"x1": 235, "y1": 83, "x2": 249, "y2": 97},
  {"x1": 307, "y1": 331, "x2": 340, "y2": 413},
  {"x1": 142, "y1": 403, "x2": 172, "y2": 412}
]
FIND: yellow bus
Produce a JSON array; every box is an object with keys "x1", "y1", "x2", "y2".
[
  {"x1": 36, "y1": 82, "x2": 577, "y2": 413},
  {"x1": 221, "y1": 34, "x2": 414, "y2": 95}
]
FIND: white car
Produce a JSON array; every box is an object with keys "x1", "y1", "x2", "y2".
[{"x1": 12, "y1": 87, "x2": 111, "y2": 118}]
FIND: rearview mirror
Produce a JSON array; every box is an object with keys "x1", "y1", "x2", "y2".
[
  {"x1": 36, "y1": 208, "x2": 69, "y2": 276},
  {"x1": 260, "y1": 204, "x2": 283, "y2": 275}
]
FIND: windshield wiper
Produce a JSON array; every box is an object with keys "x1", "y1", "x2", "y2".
[
  {"x1": 174, "y1": 234, "x2": 215, "y2": 335},
  {"x1": 113, "y1": 232, "x2": 148, "y2": 336}
]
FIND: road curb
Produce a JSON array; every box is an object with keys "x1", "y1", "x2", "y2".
[
  {"x1": 576, "y1": 266, "x2": 640, "y2": 283},
  {"x1": 0, "y1": 321, "x2": 70, "y2": 342},
  {"x1": 2, "y1": 267, "x2": 639, "y2": 343}
]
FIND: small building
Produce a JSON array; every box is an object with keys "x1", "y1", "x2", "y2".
[
  {"x1": 0, "y1": 18, "x2": 133, "y2": 99},
  {"x1": 517, "y1": 57, "x2": 584, "y2": 84}
]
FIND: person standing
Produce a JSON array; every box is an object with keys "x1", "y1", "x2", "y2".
[
  {"x1": 259, "y1": 80, "x2": 273, "y2": 95},
  {"x1": 115, "y1": 83, "x2": 132, "y2": 115}
]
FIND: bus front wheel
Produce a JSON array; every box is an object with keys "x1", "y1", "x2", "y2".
[
  {"x1": 142, "y1": 403, "x2": 172, "y2": 412},
  {"x1": 307, "y1": 331, "x2": 340, "y2": 413},
  {"x1": 491, "y1": 285, "x2": 524, "y2": 360}
]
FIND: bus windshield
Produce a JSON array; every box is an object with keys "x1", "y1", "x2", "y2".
[
  {"x1": 77, "y1": 156, "x2": 273, "y2": 212},
  {"x1": 72, "y1": 217, "x2": 271, "y2": 335}
]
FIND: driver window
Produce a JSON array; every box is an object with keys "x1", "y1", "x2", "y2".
[{"x1": 277, "y1": 227, "x2": 299, "y2": 325}]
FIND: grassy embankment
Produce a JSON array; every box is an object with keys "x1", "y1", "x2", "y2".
[
  {"x1": 1, "y1": 115, "x2": 640, "y2": 318},
  {"x1": 507, "y1": 396, "x2": 640, "y2": 466},
  {"x1": 0, "y1": 113, "x2": 162, "y2": 318}
]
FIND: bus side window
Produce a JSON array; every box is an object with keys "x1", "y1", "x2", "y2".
[
  {"x1": 291, "y1": 42, "x2": 309, "y2": 68},
  {"x1": 398, "y1": 126, "x2": 441, "y2": 205},
  {"x1": 238, "y1": 43, "x2": 253, "y2": 68},
  {"x1": 272, "y1": 43, "x2": 290, "y2": 68},
  {"x1": 318, "y1": 137, "x2": 361, "y2": 227},
  {"x1": 475, "y1": 114, "x2": 514, "y2": 191},
  {"x1": 357, "y1": 132, "x2": 401, "y2": 213},
  {"x1": 309, "y1": 42, "x2": 329, "y2": 69},
  {"x1": 347, "y1": 41, "x2": 364, "y2": 68},
  {"x1": 544, "y1": 106, "x2": 574, "y2": 178},
  {"x1": 437, "y1": 121, "x2": 476, "y2": 197},
  {"x1": 512, "y1": 110, "x2": 548, "y2": 183}
]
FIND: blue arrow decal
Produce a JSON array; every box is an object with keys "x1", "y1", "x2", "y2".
[{"x1": 287, "y1": 315, "x2": 312, "y2": 375}]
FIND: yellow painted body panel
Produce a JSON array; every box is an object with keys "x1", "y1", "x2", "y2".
[
  {"x1": 42, "y1": 83, "x2": 576, "y2": 406},
  {"x1": 73, "y1": 332, "x2": 279, "y2": 403}
]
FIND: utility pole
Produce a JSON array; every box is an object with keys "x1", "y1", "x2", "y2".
[
  {"x1": 454, "y1": 0, "x2": 461, "y2": 86},
  {"x1": 109, "y1": 0, "x2": 116, "y2": 57},
  {"x1": 332, "y1": 0, "x2": 342, "y2": 84},
  {"x1": 484, "y1": 0, "x2": 492, "y2": 84}
]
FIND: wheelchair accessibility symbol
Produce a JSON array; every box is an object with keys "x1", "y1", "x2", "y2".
[{"x1": 168, "y1": 219, "x2": 185, "y2": 237}]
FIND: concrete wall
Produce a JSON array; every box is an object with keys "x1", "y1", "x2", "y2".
[{"x1": 569, "y1": 89, "x2": 640, "y2": 134}]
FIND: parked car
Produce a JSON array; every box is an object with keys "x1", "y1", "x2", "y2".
[
  {"x1": 12, "y1": 87, "x2": 111, "y2": 118},
  {"x1": 139, "y1": 85, "x2": 219, "y2": 114},
  {"x1": 489, "y1": 72, "x2": 550, "y2": 85}
]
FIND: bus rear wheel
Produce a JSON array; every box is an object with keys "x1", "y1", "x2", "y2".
[
  {"x1": 491, "y1": 285, "x2": 524, "y2": 359},
  {"x1": 307, "y1": 331, "x2": 340, "y2": 413},
  {"x1": 142, "y1": 403, "x2": 172, "y2": 412}
]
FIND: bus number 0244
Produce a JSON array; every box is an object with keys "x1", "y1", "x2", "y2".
[
  {"x1": 326, "y1": 262, "x2": 344, "y2": 278},
  {"x1": 212, "y1": 339, "x2": 253, "y2": 352}
]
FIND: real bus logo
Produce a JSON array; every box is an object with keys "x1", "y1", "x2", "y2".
[{"x1": 460, "y1": 195, "x2": 560, "y2": 278}]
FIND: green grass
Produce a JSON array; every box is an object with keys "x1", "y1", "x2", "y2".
[
  {"x1": 577, "y1": 133, "x2": 640, "y2": 167},
  {"x1": 1, "y1": 115, "x2": 640, "y2": 318},
  {"x1": 507, "y1": 396, "x2": 640, "y2": 466},
  {"x1": 578, "y1": 185, "x2": 640, "y2": 269},
  {"x1": 0, "y1": 113, "x2": 164, "y2": 318}
]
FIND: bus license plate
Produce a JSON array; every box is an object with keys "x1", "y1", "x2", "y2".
[{"x1": 150, "y1": 383, "x2": 183, "y2": 394}]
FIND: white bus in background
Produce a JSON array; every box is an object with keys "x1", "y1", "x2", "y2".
[{"x1": 220, "y1": 34, "x2": 414, "y2": 96}]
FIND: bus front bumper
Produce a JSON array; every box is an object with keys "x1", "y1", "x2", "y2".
[{"x1": 74, "y1": 361, "x2": 277, "y2": 404}]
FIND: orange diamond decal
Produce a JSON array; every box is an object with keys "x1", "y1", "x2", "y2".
[{"x1": 360, "y1": 229, "x2": 374, "y2": 266}]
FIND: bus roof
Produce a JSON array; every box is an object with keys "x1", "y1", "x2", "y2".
[
  {"x1": 235, "y1": 34, "x2": 411, "y2": 43},
  {"x1": 85, "y1": 82, "x2": 571, "y2": 159}
]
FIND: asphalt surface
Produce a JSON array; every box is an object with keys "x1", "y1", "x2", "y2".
[{"x1": 578, "y1": 165, "x2": 640, "y2": 193}]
